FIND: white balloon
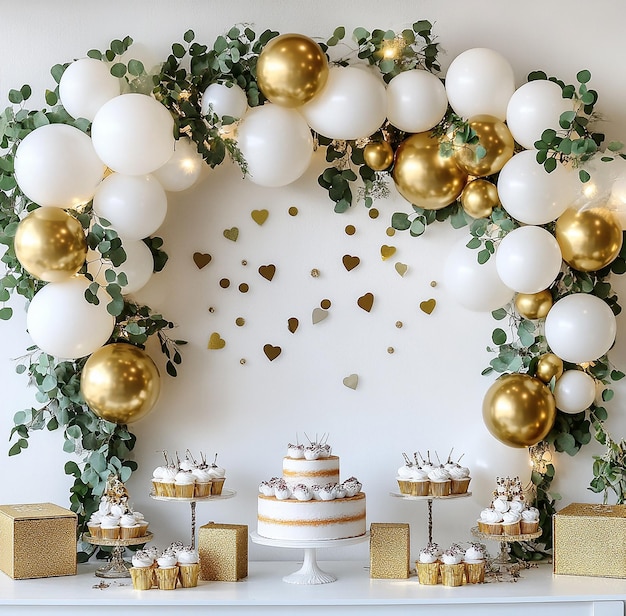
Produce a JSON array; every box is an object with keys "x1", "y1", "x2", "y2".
[
  {"x1": 93, "y1": 173, "x2": 167, "y2": 240},
  {"x1": 26, "y1": 276, "x2": 115, "y2": 360},
  {"x1": 497, "y1": 150, "x2": 578, "y2": 225},
  {"x1": 386, "y1": 69, "x2": 448, "y2": 133},
  {"x1": 59, "y1": 58, "x2": 121, "y2": 121},
  {"x1": 300, "y1": 66, "x2": 387, "y2": 140},
  {"x1": 14, "y1": 124, "x2": 104, "y2": 208},
  {"x1": 444, "y1": 48, "x2": 515, "y2": 121},
  {"x1": 153, "y1": 138, "x2": 204, "y2": 192},
  {"x1": 506, "y1": 80, "x2": 572, "y2": 151},
  {"x1": 444, "y1": 235, "x2": 515, "y2": 312},
  {"x1": 236, "y1": 104, "x2": 313, "y2": 187},
  {"x1": 91, "y1": 93, "x2": 175, "y2": 176},
  {"x1": 545, "y1": 293, "x2": 617, "y2": 363},
  {"x1": 201, "y1": 82, "x2": 248, "y2": 119},
  {"x1": 495, "y1": 226, "x2": 562, "y2": 294},
  {"x1": 554, "y1": 370, "x2": 597, "y2": 414}
]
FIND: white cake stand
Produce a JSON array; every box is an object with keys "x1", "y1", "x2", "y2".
[{"x1": 250, "y1": 532, "x2": 369, "y2": 585}]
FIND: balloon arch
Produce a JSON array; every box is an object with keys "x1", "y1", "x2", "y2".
[{"x1": 1, "y1": 24, "x2": 625, "y2": 557}]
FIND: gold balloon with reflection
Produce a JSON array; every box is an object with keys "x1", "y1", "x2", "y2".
[
  {"x1": 256, "y1": 33, "x2": 329, "y2": 107},
  {"x1": 514, "y1": 290, "x2": 553, "y2": 320},
  {"x1": 80, "y1": 343, "x2": 161, "y2": 424},
  {"x1": 453, "y1": 114, "x2": 515, "y2": 178},
  {"x1": 535, "y1": 353, "x2": 564, "y2": 384},
  {"x1": 363, "y1": 141, "x2": 394, "y2": 171},
  {"x1": 482, "y1": 373, "x2": 557, "y2": 448},
  {"x1": 393, "y1": 132, "x2": 468, "y2": 210},
  {"x1": 555, "y1": 207, "x2": 623, "y2": 272},
  {"x1": 14, "y1": 208, "x2": 87, "y2": 282},
  {"x1": 460, "y1": 178, "x2": 500, "y2": 218}
]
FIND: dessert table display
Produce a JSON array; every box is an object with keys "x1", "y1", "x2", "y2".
[{"x1": 83, "y1": 532, "x2": 154, "y2": 578}]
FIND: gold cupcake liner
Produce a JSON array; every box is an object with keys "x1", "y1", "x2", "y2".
[
  {"x1": 211, "y1": 478, "x2": 225, "y2": 495},
  {"x1": 416, "y1": 561, "x2": 439, "y2": 585},
  {"x1": 194, "y1": 481, "x2": 212, "y2": 498},
  {"x1": 152, "y1": 481, "x2": 163, "y2": 497},
  {"x1": 502, "y1": 521, "x2": 521, "y2": 536},
  {"x1": 87, "y1": 525, "x2": 101, "y2": 539},
  {"x1": 397, "y1": 479, "x2": 430, "y2": 496},
  {"x1": 175, "y1": 483, "x2": 195, "y2": 498},
  {"x1": 100, "y1": 527, "x2": 120, "y2": 540},
  {"x1": 120, "y1": 525, "x2": 141, "y2": 540},
  {"x1": 465, "y1": 561, "x2": 485, "y2": 584},
  {"x1": 450, "y1": 477, "x2": 471, "y2": 494},
  {"x1": 520, "y1": 520, "x2": 539, "y2": 534},
  {"x1": 440, "y1": 563, "x2": 465, "y2": 587},
  {"x1": 429, "y1": 481, "x2": 451, "y2": 497},
  {"x1": 178, "y1": 563, "x2": 200, "y2": 588},
  {"x1": 156, "y1": 566, "x2": 179, "y2": 590},
  {"x1": 161, "y1": 482, "x2": 176, "y2": 497},
  {"x1": 477, "y1": 521, "x2": 502, "y2": 534},
  {"x1": 130, "y1": 566, "x2": 155, "y2": 590}
]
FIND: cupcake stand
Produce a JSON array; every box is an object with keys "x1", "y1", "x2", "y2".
[
  {"x1": 83, "y1": 532, "x2": 154, "y2": 578},
  {"x1": 250, "y1": 532, "x2": 369, "y2": 585},
  {"x1": 471, "y1": 526, "x2": 542, "y2": 565}
]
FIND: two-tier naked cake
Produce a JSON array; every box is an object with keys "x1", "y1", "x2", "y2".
[{"x1": 257, "y1": 437, "x2": 366, "y2": 541}]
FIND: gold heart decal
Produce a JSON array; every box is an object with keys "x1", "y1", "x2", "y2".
[
  {"x1": 263, "y1": 344, "x2": 281, "y2": 361},
  {"x1": 342, "y1": 255, "x2": 361, "y2": 272},
  {"x1": 343, "y1": 374, "x2": 358, "y2": 390},
  {"x1": 381, "y1": 245, "x2": 396, "y2": 261},
  {"x1": 357, "y1": 292, "x2": 374, "y2": 313},
  {"x1": 288, "y1": 317, "x2": 299, "y2": 333},
  {"x1": 223, "y1": 227, "x2": 239, "y2": 242},
  {"x1": 251, "y1": 209, "x2": 269, "y2": 225},
  {"x1": 420, "y1": 299, "x2": 437, "y2": 315},
  {"x1": 258, "y1": 264, "x2": 276, "y2": 281},
  {"x1": 207, "y1": 332, "x2": 226, "y2": 350},
  {"x1": 193, "y1": 252, "x2": 212, "y2": 269},
  {"x1": 395, "y1": 262, "x2": 408, "y2": 277},
  {"x1": 312, "y1": 307, "x2": 329, "y2": 324}
]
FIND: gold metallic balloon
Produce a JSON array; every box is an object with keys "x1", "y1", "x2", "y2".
[
  {"x1": 555, "y1": 207, "x2": 623, "y2": 272},
  {"x1": 460, "y1": 178, "x2": 500, "y2": 218},
  {"x1": 454, "y1": 114, "x2": 515, "y2": 178},
  {"x1": 535, "y1": 353, "x2": 564, "y2": 383},
  {"x1": 482, "y1": 373, "x2": 556, "y2": 448},
  {"x1": 14, "y1": 208, "x2": 87, "y2": 282},
  {"x1": 80, "y1": 343, "x2": 161, "y2": 424},
  {"x1": 514, "y1": 290, "x2": 553, "y2": 320},
  {"x1": 363, "y1": 141, "x2": 394, "y2": 171},
  {"x1": 392, "y1": 132, "x2": 468, "y2": 210},
  {"x1": 256, "y1": 33, "x2": 329, "y2": 107}
]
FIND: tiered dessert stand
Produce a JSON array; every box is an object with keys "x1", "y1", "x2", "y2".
[
  {"x1": 83, "y1": 532, "x2": 154, "y2": 578},
  {"x1": 150, "y1": 489, "x2": 236, "y2": 548},
  {"x1": 471, "y1": 526, "x2": 542, "y2": 565}
]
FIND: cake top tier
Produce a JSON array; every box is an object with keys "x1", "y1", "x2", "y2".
[{"x1": 287, "y1": 433, "x2": 332, "y2": 460}]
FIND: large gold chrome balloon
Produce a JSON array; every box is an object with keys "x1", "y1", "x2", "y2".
[
  {"x1": 482, "y1": 373, "x2": 556, "y2": 448},
  {"x1": 14, "y1": 208, "x2": 87, "y2": 282},
  {"x1": 535, "y1": 353, "x2": 564, "y2": 384},
  {"x1": 453, "y1": 114, "x2": 515, "y2": 177},
  {"x1": 80, "y1": 343, "x2": 161, "y2": 424},
  {"x1": 555, "y1": 207, "x2": 623, "y2": 272},
  {"x1": 363, "y1": 141, "x2": 394, "y2": 171},
  {"x1": 460, "y1": 178, "x2": 500, "y2": 218},
  {"x1": 256, "y1": 33, "x2": 329, "y2": 107},
  {"x1": 393, "y1": 132, "x2": 468, "y2": 210},
  {"x1": 514, "y1": 289, "x2": 553, "y2": 320}
]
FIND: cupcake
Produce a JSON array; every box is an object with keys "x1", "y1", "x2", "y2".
[
  {"x1": 448, "y1": 463, "x2": 471, "y2": 494},
  {"x1": 160, "y1": 466, "x2": 177, "y2": 498},
  {"x1": 396, "y1": 454, "x2": 415, "y2": 495},
  {"x1": 208, "y1": 454, "x2": 226, "y2": 495},
  {"x1": 99, "y1": 514, "x2": 120, "y2": 540},
  {"x1": 156, "y1": 566, "x2": 179, "y2": 590},
  {"x1": 120, "y1": 513, "x2": 141, "y2": 539},
  {"x1": 192, "y1": 466, "x2": 213, "y2": 498},
  {"x1": 177, "y1": 546, "x2": 200, "y2": 588},
  {"x1": 416, "y1": 545, "x2": 440, "y2": 585},
  {"x1": 440, "y1": 549, "x2": 465, "y2": 587},
  {"x1": 464, "y1": 543, "x2": 486, "y2": 584},
  {"x1": 133, "y1": 511, "x2": 149, "y2": 537},
  {"x1": 477, "y1": 508, "x2": 502, "y2": 535},
  {"x1": 428, "y1": 467, "x2": 451, "y2": 497},
  {"x1": 502, "y1": 510, "x2": 522, "y2": 536},
  {"x1": 87, "y1": 512, "x2": 102, "y2": 538},
  {"x1": 520, "y1": 506, "x2": 540, "y2": 534},
  {"x1": 175, "y1": 469, "x2": 196, "y2": 498}
]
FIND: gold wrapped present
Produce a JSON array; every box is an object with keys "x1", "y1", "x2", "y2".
[
  {"x1": 0, "y1": 502, "x2": 77, "y2": 579},
  {"x1": 553, "y1": 502, "x2": 626, "y2": 578},
  {"x1": 369, "y1": 522, "x2": 410, "y2": 579},
  {"x1": 198, "y1": 522, "x2": 248, "y2": 581}
]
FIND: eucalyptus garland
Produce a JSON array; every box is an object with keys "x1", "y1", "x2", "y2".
[{"x1": 1, "y1": 22, "x2": 624, "y2": 563}]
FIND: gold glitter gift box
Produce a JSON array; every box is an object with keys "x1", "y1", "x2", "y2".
[
  {"x1": 369, "y1": 522, "x2": 410, "y2": 579},
  {"x1": 198, "y1": 522, "x2": 248, "y2": 581},
  {"x1": 0, "y1": 502, "x2": 77, "y2": 579},
  {"x1": 553, "y1": 502, "x2": 626, "y2": 578}
]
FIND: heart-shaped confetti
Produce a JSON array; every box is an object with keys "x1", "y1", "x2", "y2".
[
  {"x1": 263, "y1": 344, "x2": 282, "y2": 361},
  {"x1": 312, "y1": 307, "x2": 329, "y2": 324},
  {"x1": 420, "y1": 299, "x2": 437, "y2": 315},
  {"x1": 258, "y1": 264, "x2": 276, "y2": 281},
  {"x1": 208, "y1": 332, "x2": 226, "y2": 350},
  {"x1": 342, "y1": 255, "x2": 361, "y2": 271},
  {"x1": 288, "y1": 317, "x2": 299, "y2": 333},
  {"x1": 357, "y1": 292, "x2": 374, "y2": 312},
  {"x1": 381, "y1": 245, "x2": 396, "y2": 260},
  {"x1": 395, "y1": 262, "x2": 408, "y2": 277},
  {"x1": 251, "y1": 209, "x2": 269, "y2": 225},
  {"x1": 193, "y1": 252, "x2": 212, "y2": 269},
  {"x1": 223, "y1": 227, "x2": 239, "y2": 242},
  {"x1": 343, "y1": 374, "x2": 358, "y2": 390}
]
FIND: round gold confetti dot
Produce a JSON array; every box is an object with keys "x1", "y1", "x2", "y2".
[
  {"x1": 386, "y1": 227, "x2": 396, "y2": 237},
  {"x1": 289, "y1": 206, "x2": 298, "y2": 216},
  {"x1": 310, "y1": 268, "x2": 320, "y2": 278},
  {"x1": 208, "y1": 307, "x2": 215, "y2": 313},
  {"x1": 238, "y1": 283, "x2": 249, "y2": 293},
  {"x1": 320, "y1": 299, "x2": 331, "y2": 309},
  {"x1": 369, "y1": 208, "x2": 379, "y2": 219},
  {"x1": 395, "y1": 321, "x2": 403, "y2": 328},
  {"x1": 345, "y1": 225, "x2": 356, "y2": 236},
  {"x1": 241, "y1": 260, "x2": 248, "y2": 266},
  {"x1": 219, "y1": 278, "x2": 230, "y2": 289},
  {"x1": 235, "y1": 317, "x2": 245, "y2": 326},
  {"x1": 240, "y1": 358, "x2": 246, "y2": 365},
  {"x1": 430, "y1": 280, "x2": 437, "y2": 288},
  {"x1": 387, "y1": 347, "x2": 395, "y2": 354}
]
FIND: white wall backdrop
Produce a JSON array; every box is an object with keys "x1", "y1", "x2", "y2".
[{"x1": 1, "y1": 0, "x2": 626, "y2": 562}]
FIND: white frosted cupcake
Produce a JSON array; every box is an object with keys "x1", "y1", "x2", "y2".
[
  {"x1": 448, "y1": 464, "x2": 471, "y2": 494},
  {"x1": 440, "y1": 549, "x2": 464, "y2": 587},
  {"x1": 464, "y1": 543, "x2": 486, "y2": 584},
  {"x1": 416, "y1": 545, "x2": 440, "y2": 585},
  {"x1": 502, "y1": 510, "x2": 522, "y2": 535},
  {"x1": 177, "y1": 546, "x2": 200, "y2": 588},
  {"x1": 175, "y1": 469, "x2": 196, "y2": 498},
  {"x1": 100, "y1": 514, "x2": 120, "y2": 540},
  {"x1": 477, "y1": 508, "x2": 502, "y2": 535},
  {"x1": 428, "y1": 467, "x2": 451, "y2": 496},
  {"x1": 521, "y1": 507, "x2": 540, "y2": 534},
  {"x1": 192, "y1": 466, "x2": 213, "y2": 497}
]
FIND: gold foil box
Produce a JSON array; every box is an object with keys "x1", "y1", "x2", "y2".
[
  {"x1": 198, "y1": 522, "x2": 248, "y2": 581},
  {"x1": 553, "y1": 502, "x2": 626, "y2": 578},
  {"x1": 369, "y1": 522, "x2": 410, "y2": 579},
  {"x1": 0, "y1": 502, "x2": 77, "y2": 579}
]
